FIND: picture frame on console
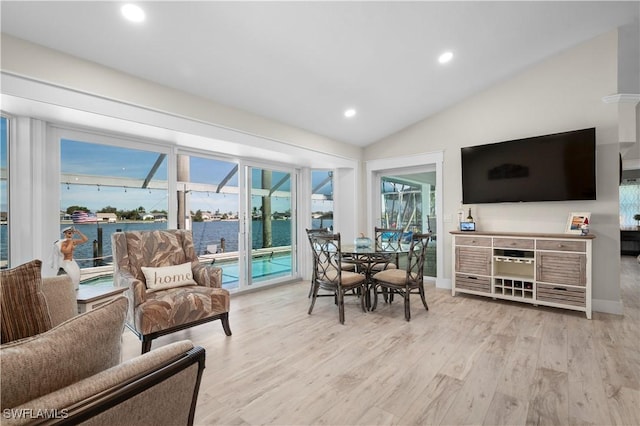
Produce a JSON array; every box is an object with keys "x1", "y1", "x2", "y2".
[{"x1": 566, "y1": 212, "x2": 591, "y2": 234}]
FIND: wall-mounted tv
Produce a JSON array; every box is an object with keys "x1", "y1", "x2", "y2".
[{"x1": 461, "y1": 128, "x2": 596, "y2": 204}]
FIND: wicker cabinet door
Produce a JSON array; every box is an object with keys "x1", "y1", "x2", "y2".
[
  {"x1": 455, "y1": 246, "x2": 491, "y2": 276},
  {"x1": 536, "y1": 251, "x2": 586, "y2": 286}
]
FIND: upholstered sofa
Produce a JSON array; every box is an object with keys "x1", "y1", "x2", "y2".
[{"x1": 0, "y1": 260, "x2": 206, "y2": 425}]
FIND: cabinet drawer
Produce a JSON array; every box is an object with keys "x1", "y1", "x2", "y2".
[
  {"x1": 455, "y1": 236, "x2": 492, "y2": 247},
  {"x1": 455, "y1": 247, "x2": 491, "y2": 275},
  {"x1": 536, "y1": 239, "x2": 586, "y2": 252},
  {"x1": 455, "y1": 274, "x2": 491, "y2": 293},
  {"x1": 493, "y1": 238, "x2": 534, "y2": 250},
  {"x1": 537, "y1": 283, "x2": 585, "y2": 307}
]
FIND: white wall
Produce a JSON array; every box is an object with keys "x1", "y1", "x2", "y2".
[
  {"x1": 1, "y1": 34, "x2": 365, "y2": 277},
  {"x1": 0, "y1": 34, "x2": 363, "y2": 162},
  {"x1": 365, "y1": 30, "x2": 623, "y2": 313}
]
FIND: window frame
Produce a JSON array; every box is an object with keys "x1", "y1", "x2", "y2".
[{"x1": 50, "y1": 125, "x2": 175, "y2": 277}]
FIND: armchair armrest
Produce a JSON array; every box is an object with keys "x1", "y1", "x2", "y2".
[
  {"x1": 113, "y1": 271, "x2": 146, "y2": 307},
  {"x1": 192, "y1": 263, "x2": 222, "y2": 288},
  {"x1": 112, "y1": 271, "x2": 146, "y2": 332},
  {"x1": 41, "y1": 276, "x2": 77, "y2": 327}
]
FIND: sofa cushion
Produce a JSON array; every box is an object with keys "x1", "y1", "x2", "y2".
[
  {"x1": 40, "y1": 275, "x2": 78, "y2": 327},
  {"x1": 0, "y1": 259, "x2": 52, "y2": 343},
  {"x1": 141, "y1": 262, "x2": 197, "y2": 292},
  {"x1": 0, "y1": 296, "x2": 128, "y2": 410}
]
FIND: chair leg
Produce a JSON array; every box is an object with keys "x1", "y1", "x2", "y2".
[
  {"x1": 404, "y1": 289, "x2": 411, "y2": 322},
  {"x1": 337, "y1": 290, "x2": 345, "y2": 324},
  {"x1": 221, "y1": 312, "x2": 232, "y2": 336},
  {"x1": 360, "y1": 285, "x2": 367, "y2": 313},
  {"x1": 371, "y1": 283, "x2": 379, "y2": 311},
  {"x1": 308, "y1": 283, "x2": 319, "y2": 314},
  {"x1": 419, "y1": 285, "x2": 429, "y2": 311},
  {"x1": 141, "y1": 337, "x2": 153, "y2": 354}
]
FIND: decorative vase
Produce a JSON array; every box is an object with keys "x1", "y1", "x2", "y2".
[{"x1": 355, "y1": 233, "x2": 372, "y2": 248}]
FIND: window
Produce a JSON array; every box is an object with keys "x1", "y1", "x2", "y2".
[
  {"x1": 620, "y1": 176, "x2": 640, "y2": 228},
  {"x1": 60, "y1": 138, "x2": 168, "y2": 270},
  {"x1": 0, "y1": 117, "x2": 8, "y2": 269},
  {"x1": 311, "y1": 170, "x2": 333, "y2": 230}
]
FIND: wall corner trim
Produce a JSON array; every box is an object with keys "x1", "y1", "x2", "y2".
[{"x1": 602, "y1": 93, "x2": 640, "y2": 104}]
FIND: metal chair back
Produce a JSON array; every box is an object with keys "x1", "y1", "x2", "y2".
[{"x1": 405, "y1": 233, "x2": 431, "y2": 283}]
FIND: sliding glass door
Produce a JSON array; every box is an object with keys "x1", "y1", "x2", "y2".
[
  {"x1": 248, "y1": 165, "x2": 295, "y2": 285},
  {"x1": 378, "y1": 169, "x2": 437, "y2": 277},
  {"x1": 179, "y1": 155, "x2": 240, "y2": 290}
]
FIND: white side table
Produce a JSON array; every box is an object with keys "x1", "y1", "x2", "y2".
[{"x1": 76, "y1": 286, "x2": 127, "y2": 314}]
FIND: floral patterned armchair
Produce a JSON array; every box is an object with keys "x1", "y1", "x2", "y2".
[{"x1": 111, "y1": 229, "x2": 231, "y2": 353}]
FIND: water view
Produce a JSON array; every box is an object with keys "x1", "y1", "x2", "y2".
[{"x1": 62, "y1": 219, "x2": 302, "y2": 269}]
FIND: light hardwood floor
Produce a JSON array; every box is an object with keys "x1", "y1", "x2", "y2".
[{"x1": 121, "y1": 256, "x2": 640, "y2": 425}]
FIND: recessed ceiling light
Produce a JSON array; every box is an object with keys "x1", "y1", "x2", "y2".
[
  {"x1": 344, "y1": 108, "x2": 357, "y2": 118},
  {"x1": 438, "y1": 51, "x2": 453, "y2": 64},
  {"x1": 121, "y1": 4, "x2": 145, "y2": 23}
]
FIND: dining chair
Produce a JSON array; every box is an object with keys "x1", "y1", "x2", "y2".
[
  {"x1": 308, "y1": 232, "x2": 367, "y2": 324},
  {"x1": 373, "y1": 227, "x2": 404, "y2": 271},
  {"x1": 371, "y1": 227, "x2": 404, "y2": 303},
  {"x1": 305, "y1": 228, "x2": 331, "y2": 297},
  {"x1": 370, "y1": 233, "x2": 431, "y2": 321},
  {"x1": 305, "y1": 228, "x2": 356, "y2": 297}
]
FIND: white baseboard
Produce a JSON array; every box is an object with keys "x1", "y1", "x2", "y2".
[
  {"x1": 429, "y1": 277, "x2": 622, "y2": 315},
  {"x1": 429, "y1": 278, "x2": 623, "y2": 315},
  {"x1": 592, "y1": 298, "x2": 624, "y2": 315},
  {"x1": 436, "y1": 277, "x2": 452, "y2": 289}
]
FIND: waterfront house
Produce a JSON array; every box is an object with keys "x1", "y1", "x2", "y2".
[{"x1": 96, "y1": 213, "x2": 117, "y2": 223}]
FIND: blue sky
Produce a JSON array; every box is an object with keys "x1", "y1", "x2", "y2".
[{"x1": 59, "y1": 139, "x2": 331, "y2": 214}]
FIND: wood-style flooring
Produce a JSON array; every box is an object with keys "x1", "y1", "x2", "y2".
[{"x1": 120, "y1": 256, "x2": 640, "y2": 425}]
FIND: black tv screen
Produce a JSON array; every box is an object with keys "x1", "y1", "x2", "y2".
[{"x1": 461, "y1": 128, "x2": 596, "y2": 204}]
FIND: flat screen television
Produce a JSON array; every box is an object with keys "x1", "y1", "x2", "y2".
[{"x1": 461, "y1": 128, "x2": 596, "y2": 204}]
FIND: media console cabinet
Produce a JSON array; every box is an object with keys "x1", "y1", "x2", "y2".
[{"x1": 451, "y1": 231, "x2": 595, "y2": 319}]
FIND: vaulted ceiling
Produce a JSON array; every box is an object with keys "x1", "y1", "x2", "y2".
[{"x1": 1, "y1": 1, "x2": 638, "y2": 147}]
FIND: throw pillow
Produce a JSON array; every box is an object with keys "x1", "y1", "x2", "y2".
[
  {"x1": 0, "y1": 259, "x2": 52, "y2": 343},
  {"x1": 0, "y1": 296, "x2": 128, "y2": 410},
  {"x1": 141, "y1": 262, "x2": 197, "y2": 292}
]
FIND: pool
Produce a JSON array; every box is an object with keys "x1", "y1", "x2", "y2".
[
  {"x1": 80, "y1": 275, "x2": 116, "y2": 287},
  {"x1": 219, "y1": 254, "x2": 292, "y2": 286},
  {"x1": 79, "y1": 254, "x2": 293, "y2": 290}
]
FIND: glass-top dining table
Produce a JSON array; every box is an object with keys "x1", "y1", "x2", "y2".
[{"x1": 340, "y1": 244, "x2": 408, "y2": 309}]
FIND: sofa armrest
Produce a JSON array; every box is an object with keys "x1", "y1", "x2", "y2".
[
  {"x1": 41, "y1": 276, "x2": 77, "y2": 327},
  {"x1": 1, "y1": 298, "x2": 128, "y2": 411},
  {"x1": 5, "y1": 341, "x2": 202, "y2": 426},
  {"x1": 192, "y1": 264, "x2": 222, "y2": 288}
]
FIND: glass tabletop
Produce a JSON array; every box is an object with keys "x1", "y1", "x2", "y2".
[{"x1": 341, "y1": 244, "x2": 408, "y2": 255}]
